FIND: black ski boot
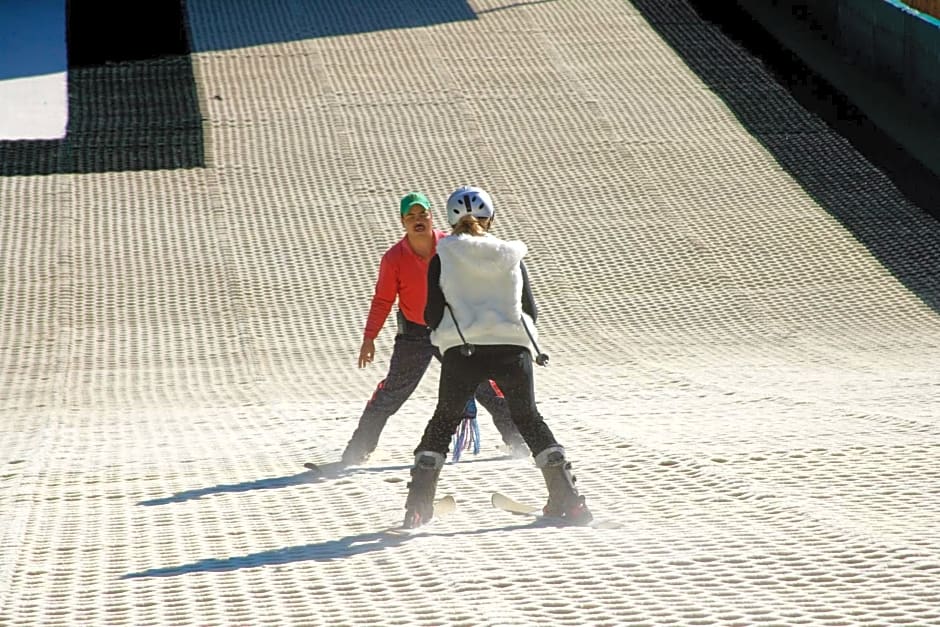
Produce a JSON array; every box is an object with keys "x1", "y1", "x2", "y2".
[
  {"x1": 536, "y1": 446, "x2": 592, "y2": 525},
  {"x1": 402, "y1": 451, "x2": 445, "y2": 529}
]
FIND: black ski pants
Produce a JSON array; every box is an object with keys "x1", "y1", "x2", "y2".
[
  {"x1": 415, "y1": 345, "x2": 559, "y2": 458},
  {"x1": 344, "y1": 326, "x2": 520, "y2": 461}
]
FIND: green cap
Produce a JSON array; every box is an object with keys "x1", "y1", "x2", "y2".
[{"x1": 400, "y1": 192, "x2": 431, "y2": 216}]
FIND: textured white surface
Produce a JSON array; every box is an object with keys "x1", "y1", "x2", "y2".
[{"x1": 3, "y1": 0, "x2": 940, "y2": 625}]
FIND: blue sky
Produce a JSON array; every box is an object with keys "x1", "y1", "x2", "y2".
[{"x1": 0, "y1": 0, "x2": 66, "y2": 81}]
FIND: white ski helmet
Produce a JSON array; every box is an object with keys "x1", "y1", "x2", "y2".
[{"x1": 446, "y1": 185, "x2": 494, "y2": 226}]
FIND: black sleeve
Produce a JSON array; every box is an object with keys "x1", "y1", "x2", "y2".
[
  {"x1": 520, "y1": 260, "x2": 538, "y2": 323},
  {"x1": 425, "y1": 254, "x2": 445, "y2": 330}
]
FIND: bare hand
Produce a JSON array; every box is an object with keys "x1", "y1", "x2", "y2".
[{"x1": 358, "y1": 338, "x2": 376, "y2": 368}]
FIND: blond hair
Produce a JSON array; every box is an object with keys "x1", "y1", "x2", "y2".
[{"x1": 452, "y1": 214, "x2": 491, "y2": 237}]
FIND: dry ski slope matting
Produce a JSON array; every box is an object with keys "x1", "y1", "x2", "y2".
[{"x1": 4, "y1": 0, "x2": 940, "y2": 625}]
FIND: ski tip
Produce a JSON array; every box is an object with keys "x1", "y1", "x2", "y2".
[
  {"x1": 491, "y1": 491, "x2": 538, "y2": 513},
  {"x1": 303, "y1": 461, "x2": 346, "y2": 477},
  {"x1": 433, "y1": 494, "x2": 457, "y2": 516}
]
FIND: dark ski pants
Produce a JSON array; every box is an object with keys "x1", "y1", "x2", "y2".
[
  {"x1": 414, "y1": 345, "x2": 559, "y2": 459},
  {"x1": 343, "y1": 331, "x2": 521, "y2": 463}
]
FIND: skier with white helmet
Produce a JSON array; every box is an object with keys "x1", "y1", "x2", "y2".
[
  {"x1": 401, "y1": 185, "x2": 592, "y2": 528},
  {"x1": 330, "y1": 191, "x2": 528, "y2": 469}
]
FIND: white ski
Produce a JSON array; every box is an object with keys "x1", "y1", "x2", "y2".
[{"x1": 491, "y1": 492, "x2": 623, "y2": 529}]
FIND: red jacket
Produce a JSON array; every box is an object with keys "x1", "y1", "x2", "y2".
[{"x1": 363, "y1": 230, "x2": 447, "y2": 340}]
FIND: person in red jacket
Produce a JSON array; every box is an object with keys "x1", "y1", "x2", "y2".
[{"x1": 338, "y1": 192, "x2": 527, "y2": 467}]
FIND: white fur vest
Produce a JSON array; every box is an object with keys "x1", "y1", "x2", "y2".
[{"x1": 431, "y1": 233, "x2": 538, "y2": 356}]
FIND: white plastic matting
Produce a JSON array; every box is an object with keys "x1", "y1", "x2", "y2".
[{"x1": 3, "y1": 0, "x2": 940, "y2": 625}]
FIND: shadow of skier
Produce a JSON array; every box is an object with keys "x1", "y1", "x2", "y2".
[
  {"x1": 120, "y1": 522, "x2": 538, "y2": 579},
  {"x1": 136, "y1": 464, "x2": 410, "y2": 506}
]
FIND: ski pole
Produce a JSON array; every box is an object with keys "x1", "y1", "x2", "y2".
[
  {"x1": 445, "y1": 303, "x2": 475, "y2": 357},
  {"x1": 520, "y1": 316, "x2": 549, "y2": 366}
]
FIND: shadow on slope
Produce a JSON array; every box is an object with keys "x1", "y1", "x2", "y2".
[
  {"x1": 136, "y1": 464, "x2": 410, "y2": 506},
  {"x1": 0, "y1": 1, "x2": 201, "y2": 175},
  {"x1": 121, "y1": 523, "x2": 534, "y2": 577},
  {"x1": 136, "y1": 453, "x2": 518, "y2": 506},
  {"x1": 1, "y1": 0, "x2": 490, "y2": 175},
  {"x1": 631, "y1": 0, "x2": 940, "y2": 313}
]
